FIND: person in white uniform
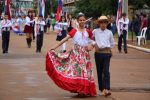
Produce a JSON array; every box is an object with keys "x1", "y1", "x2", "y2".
[
  {"x1": 0, "y1": 14, "x2": 12, "y2": 53},
  {"x1": 35, "y1": 15, "x2": 45, "y2": 53}
]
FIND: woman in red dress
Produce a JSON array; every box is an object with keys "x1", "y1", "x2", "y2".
[
  {"x1": 24, "y1": 10, "x2": 34, "y2": 48},
  {"x1": 46, "y1": 13, "x2": 97, "y2": 97}
]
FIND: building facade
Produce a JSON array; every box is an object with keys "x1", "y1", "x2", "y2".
[{"x1": 63, "y1": 0, "x2": 79, "y2": 13}]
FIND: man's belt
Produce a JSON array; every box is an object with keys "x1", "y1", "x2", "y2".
[{"x1": 95, "y1": 47, "x2": 111, "y2": 54}]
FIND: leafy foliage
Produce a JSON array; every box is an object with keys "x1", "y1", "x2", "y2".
[{"x1": 74, "y1": 0, "x2": 150, "y2": 18}]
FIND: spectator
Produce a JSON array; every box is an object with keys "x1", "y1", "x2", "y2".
[
  {"x1": 132, "y1": 14, "x2": 141, "y2": 36},
  {"x1": 146, "y1": 14, "x2": 150, "y2": 40}
]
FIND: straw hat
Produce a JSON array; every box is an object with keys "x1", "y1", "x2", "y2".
[{"x1": 98, "y1": 16, "x2": 108, "y2": 22}]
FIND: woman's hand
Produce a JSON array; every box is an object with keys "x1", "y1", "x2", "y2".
[{"x1": 87, "y1": 44, "x2": 94, "y2": 51}]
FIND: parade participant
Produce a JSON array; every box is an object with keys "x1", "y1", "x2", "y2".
[
  {"x1": 34, "y1": 15, "x2": 45, "y2": 53},
  {"x1": 51, "y1": 17, "x2": 55, "y2": 31},
  {"x1": 92, "y1": 16, "x2": 115, "y2": 96},
  {"x1": 56, "y1": 16, "x2": 68, "y2": 53},
  {"x1": 24, "y1": 10, "x2": 34, "y2": 48},
  {"x1": 46, "y1": 15, "x2": 51, "y2": 34},
  {"x1": 117, "y1": 13, "x2": 129, "y2": 53},
  {"x1": 46, "y1": 13, "x2": 96, "y2": 97},
  {"x1": 32, "y1": 11, "x2": 36, "y2": 41},
  {"x1": 0, "y1": 14, "x2": 12, "y2": 53},
  {"x1": 67, "y1": 14, "x2": 73, "y2": 32}
]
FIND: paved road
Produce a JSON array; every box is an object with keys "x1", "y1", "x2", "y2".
[{"x1": 0, "y1": 32, "x2": 150, "y2": 100}]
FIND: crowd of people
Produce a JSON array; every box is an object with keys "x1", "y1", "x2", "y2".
[{"x1": 130, "y1": 13, "x2": 150, "y2": 37}]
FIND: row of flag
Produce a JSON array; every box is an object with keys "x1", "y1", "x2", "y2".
[{"x1": 4, "y1": 0, "x2": 125, "y2": 25}]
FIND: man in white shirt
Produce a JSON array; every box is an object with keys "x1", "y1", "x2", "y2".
[
  {"x1": 117, "y1": 13, "x2": 129, "y2": 53},
  {"x1": 92, "y1": 16, "x2": 115, "y2": 96},
  {"x1": 0, "y1": 14, "x2": 12, "y2": 53}
]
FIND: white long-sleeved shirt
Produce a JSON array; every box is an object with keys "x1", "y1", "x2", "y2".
[
  {"x1": 34, "y1": 20, "x2": 45, "y2": 37},
  {"x1": 92, "y1": 28, "x2": 115, "y2": 49},
  {"x1": 25, "y1": 16, "x2": 34, "y2": 26},
  {"x1": 0, "y1": 19, "x2": 12, "y2": 31},
  {"x1": 117, "y1": 17, "x2": 129, "y2": 36}
]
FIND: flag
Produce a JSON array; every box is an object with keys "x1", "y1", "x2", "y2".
[
  {"x1": 116, "y1": 0, "x2": 123, "y2": 36},
  {"x1": 116, "y1": 0, "x2": 123, "y2": 27},
  {"x1": 55, "y1": 0, "x2": 63, "y2": 21},
  {"x1": 39, "y1": 0, "x2": 46, "y2": 17},
  {"x1": 4, "y1": 0, "x2": 11, "y2": 20}
]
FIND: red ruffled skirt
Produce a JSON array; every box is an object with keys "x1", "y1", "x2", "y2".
[{"x1": 46, "y1": 45, "x2": 97, "y2": 96}]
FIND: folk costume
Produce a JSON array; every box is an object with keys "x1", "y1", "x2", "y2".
[{"x1": 46, "y1": 28, "x2": 97, "y2": 96}]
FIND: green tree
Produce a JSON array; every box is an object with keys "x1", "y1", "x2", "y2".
[
  {"x1": 0, "y1": 1, "x2": 4, "y2": 15},
  {"x1": 75, "y1": 0, "x2": 118, "y2": 18},
  {"x1": 45, "y1": 0, "x2": 57, "y2": 16},
  {"x1": 75, "y1": 0, "x2": 150, "y2": 18},
  {"x1": 129, "y1": 0, "x2": 150, "y2": 9}
]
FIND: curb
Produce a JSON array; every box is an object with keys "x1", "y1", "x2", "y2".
[
  {"x1": 115, "y1": 43, "x2": 150, "y2": 53},
  {"x1": 127, "y1": 44, "x2": 150, "y2": 53}
]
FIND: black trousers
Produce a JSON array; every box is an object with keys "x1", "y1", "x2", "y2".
[
  {"x1": 95, "y1": 52, "x2": 111, "y2": 91},
  {"x1": 118, "y1": 30, "x2": 127, "y2": 51},
  {"x1": 32, "y1": 26, "x2": 35, "y2": 40},
  {"x1": 2, "y1": 31, "x2": 10, "y2": 52},
  {"x1": 36, "y1": 31, "x2": 44, "y2": 51}
]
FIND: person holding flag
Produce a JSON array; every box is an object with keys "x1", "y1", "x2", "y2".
[
  {"x1": 0, "y1": 0, "x2": 12, "y2": 53},
  {"x1": 0, "y1": 14, "x2": 12, "y2": 53},
  {"x1": 117, "y1": 13, "x2": 129, "y2": 54}
]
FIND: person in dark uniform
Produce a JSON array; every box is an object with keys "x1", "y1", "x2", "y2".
[
  {"x1": 56, "y1": 16, "x2": 68, "y2": 53},
  {"x1": 32, "y1": 11, "x2": 36, "y2": 41},
  {"x1": 46, "y1": 15, "x2": 51, "y2": 34},
  {"x1": 0, "y1": 14, "x2": 12, "y2": 53},
  {"x1": 146, "y1": 14, "x2": 150, "y2": 40},
  {"x1": 35, "y1": 15, "x2": 45, "y2": 53},
  {"x1": 67, "y1": 14, "x2": 73, "y2": 32}
]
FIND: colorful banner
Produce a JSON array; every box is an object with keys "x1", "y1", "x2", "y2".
[
  {"x1": 55, "y1": 0, "x2": 63, "y2": 21},
  {"x1": 39, "y1": 0, "x2": 45, "y2": 17}
]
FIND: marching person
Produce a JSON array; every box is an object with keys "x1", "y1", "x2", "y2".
[
  {"x1": 117, "y1": 13, "x2": 129, "y2": 53},
  {"x1": 56, "y1": 16, "x2": 68, "y2": 53},
  {"x1": 24, "y1": 10, "x2": 34, "y2": 48},
  {"x1": 32, "y1": 11, "x2": 36, "y2": 41},
  {"x1": 0, "y1": 14, "x2": 12, "y2": 54},
  {"x1": 46, "y1": 15, "x2": 51, "y2": 34},
  {"x1": 67, "y1": 14, "x2": 73, "y2": 32},
  {"x1": 92, "y1": 16, "x2": 115, "y2": 96},
  {"x1": 35, "y1": 15, "x2": 45, "y2": 53},
  {"x1": 46, "y1": 13, "x2": 96, "y2": 97}
]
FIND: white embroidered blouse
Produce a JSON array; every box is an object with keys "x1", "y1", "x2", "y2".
[{"x1": 68, "y1": 28, "x2": 93, "y2": 46}]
